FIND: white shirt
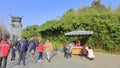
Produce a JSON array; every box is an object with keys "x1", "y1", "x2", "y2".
[{"x1": 87, "y1": 49, "x2": 95, "y2": 58}]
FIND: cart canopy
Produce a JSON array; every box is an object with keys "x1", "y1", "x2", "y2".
[{"x1": 65, "y1": 30, "x2": 94, "y2": 36}]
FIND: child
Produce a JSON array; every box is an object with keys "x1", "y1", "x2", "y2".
[
  {"x1": 37, "y1": 41, "x2": 44, "y2": 62},
  {"x1": 11, "y1": 46, "x2": 16, "y2": 61},
  {"x1": 66, "y1": 45, "x2": 72, "y2": 59}
]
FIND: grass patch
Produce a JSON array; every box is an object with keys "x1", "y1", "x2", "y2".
[
  {"x1": 94, "y1": 49, "x2": 120, "y2": 55},
  {"x1": 52, "y1": 41, "x2": 64, "y2": 50}
]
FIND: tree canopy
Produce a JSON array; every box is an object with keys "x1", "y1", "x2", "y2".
[{"x1": 22, "y1": 0, "x2": 120, "y2": 53}]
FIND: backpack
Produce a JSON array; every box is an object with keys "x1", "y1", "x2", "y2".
[{"x1": 66, "y1": 49, "x2": 71, "y2": 54}]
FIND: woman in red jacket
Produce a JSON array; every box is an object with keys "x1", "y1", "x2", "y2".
[
  {"x1": 76, "y1": 40, "x2": 81, "y2": 46},
  {"x1": 0, "y1": 38, "x2": 10, "y2": 68},
  {"x1": 37, "y1": 41, "x2": 44, "y2": 62}
]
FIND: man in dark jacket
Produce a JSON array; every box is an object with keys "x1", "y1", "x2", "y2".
[
  {"x1": 17, "y1": 38, "x2": 28, "y2": 65},
  {"x1": 0, "y1": 38, "x2": 10, "y2": 68}
]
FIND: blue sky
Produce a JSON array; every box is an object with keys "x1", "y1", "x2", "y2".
[{"x1": 0, "y1": 0, "x2": 120, "y2": 30}]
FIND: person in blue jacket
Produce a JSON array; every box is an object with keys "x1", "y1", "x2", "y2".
[
  {"x1": 28, "y1": 40, "x2": 36, "y2": 63},
  {"x1": 16, "y1": 38, "x2": 28, "y2": 65}
]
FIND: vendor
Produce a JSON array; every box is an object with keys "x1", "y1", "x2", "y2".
[{"x1": 76, "y1": 39, "x2": 81, "y2": 46}]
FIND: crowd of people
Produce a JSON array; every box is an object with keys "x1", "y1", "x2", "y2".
[
  {"x1": 0, "y1": 38, "x2": 95, "y2": 68},
  {"x1": 0, "y1": 37, "x2": 53, "y2": 68}
]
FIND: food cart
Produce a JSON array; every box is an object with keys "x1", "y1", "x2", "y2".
[
  {"x1": 65, "y1": 30, "x2": 94, "y2": 55},
  {"x1": 71, "y1": 46, "x2": 82, "y2": 54}
]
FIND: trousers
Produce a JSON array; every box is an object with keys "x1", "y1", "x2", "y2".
[
  {"x1": 17, "y1": 51, "x2": 26, "y2": 65},
  {"x1": 0, "y1": 56, "x2": 8, "y2": 68}
]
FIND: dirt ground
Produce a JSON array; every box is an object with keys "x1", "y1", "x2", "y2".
[{"x1": 6, "y1": 51, "x2": 120, "y2": 68}]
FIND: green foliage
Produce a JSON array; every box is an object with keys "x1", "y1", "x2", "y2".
[
  {"x1": 22, "y1": 1, "x2": 120, "y2": 53},
  {"x1": 0, "y1": 22, "x2": 9, "y2": 38},
  {"x1": 22, "y1": 25, "x2": 39, "y2": 38},
  {"x1": 91, "y1": 0, "x2": 105, "y2": 10}
]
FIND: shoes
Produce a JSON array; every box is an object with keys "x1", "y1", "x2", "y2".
[
  {"x1": 40, "y1": 59, "x2": 42, "y2": 62},
  {"x1": 32, "y1": 60, "x2": 35, "y2": 63},
  {"x1": 38, "y1": 59, "x2": 42, "y2": 62},
  {"x1": 48, "y1": 60, "x2": 50, "y2": 63},
  {"x1": 23, "y1": 64, "x2": 26, "y2": 66},
  {"x1": 38, "y1": 60, "x2": 40, "y2": 62}
]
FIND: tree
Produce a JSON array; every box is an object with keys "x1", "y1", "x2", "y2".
[
  {"x1": 0, "y1": 21, "x2": 9, "y2": 38},
  {"x1": 92, "y1": 0, "x2": 105, "y2": 10},
  {"x1": 22, "y1": 25, "x2": 39, "y2": 38},
  {"x1": 22, "y1": 0, "x2": 120, "y2": 53}
]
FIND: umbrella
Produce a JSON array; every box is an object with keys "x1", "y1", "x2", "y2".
[
  {"x1": 65, "y1": 30, "x2": 94, "y2": 36},
  {"x1": 30, "y1": 36, "x2": 42, "y2": 41}
]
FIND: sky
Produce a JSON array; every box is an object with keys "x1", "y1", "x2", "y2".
[{"x1": 0, "y1": 0, "x2": 120, "y2": 31}]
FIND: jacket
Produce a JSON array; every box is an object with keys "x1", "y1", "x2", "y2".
[
  {"x1": 86, "y1": 48, "x2": 95, "y2": 58},
  {"x1": 0, "y1": 41, "x2": 10, "y2": 57},
  {"x1": 38, "y1": 43, "x2": 44, "y2": 52},
  {"x1": 77, "y1": 40, "x2": 81, "y2": 46},
  {"x1": 44, "y1": 42, "x2": 53, "y2": 52},
  {"x1": 17, "y1": 39, "x2": 28, "y2": 52},
  {"x1": 28, "y1": 43, "x2": 36, "y2": 52}
]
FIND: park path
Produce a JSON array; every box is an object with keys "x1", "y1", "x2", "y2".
[{"x1": 6, "y1": 50, "x2": 120, "y2": 68}]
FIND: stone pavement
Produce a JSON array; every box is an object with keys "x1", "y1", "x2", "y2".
[{"x1": 6, "y1": 51, "x2": 120, "y2": 68}]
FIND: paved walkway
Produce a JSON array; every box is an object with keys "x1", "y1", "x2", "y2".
[{"x1": 6, "y1": 51, "x2": 120, "y2": 68}]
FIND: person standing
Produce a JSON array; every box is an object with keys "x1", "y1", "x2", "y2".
[
  {"x1": 10, "y1": 45, "x2": 16, "y2": 61},
  {"x1": 10, "y1": 40, "x2": 17, "y2": 61},
  {"x1": 28, "y1": 40, "x2": 36, "y2": 63},
  {"x1": 16, "y1": 38, "x2": 28, "y2": 65},
  {"x1": 44, "y1": 39, "x2": 53, "y2": 62},
  {"x1": 63, "y1": 44, "x2": 67, "y2": 58},
  {"x1": 37, "y1": 41, "x2": 44, "y2": 62},
  {"x1": 66, "y1": 45, "x2": 72, "y2": 59},
  {"x1": 0, "y1": 38, "x2": 10, "y2": 68}
]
